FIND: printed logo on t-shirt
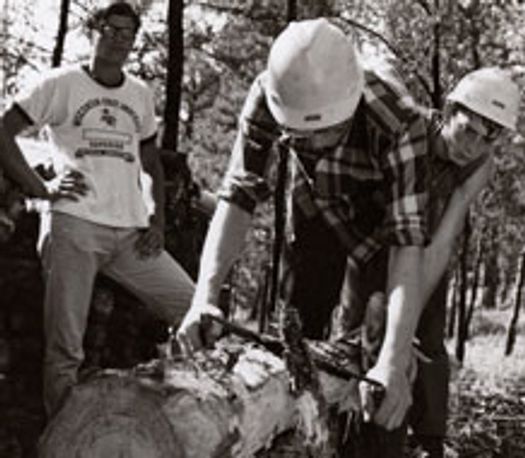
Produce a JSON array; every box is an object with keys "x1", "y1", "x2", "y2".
[
  {"x1": 75, "y1": 128, "x2": 135, "y2": 162},
  {"x1": 72, "y1": 97, "x2": 141, "y2": 163},
  {"x1": 73, "y1": 97, "x2": 141, "y2": 131},
  {"x1": 101, "y1": 108, "x2": 117, "y2": 127}
]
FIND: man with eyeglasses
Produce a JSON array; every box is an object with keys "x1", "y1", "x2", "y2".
[
  {"x1": 0, "y1": 0, "x2": 195, "y2": 418},
  {"x1": 333, "y1": 67, "x2": 519, "y2": 457}
]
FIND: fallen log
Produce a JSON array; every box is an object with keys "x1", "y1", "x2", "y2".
[{"x1": 38, "y1": 337, "x2": 365, "y2": 458}]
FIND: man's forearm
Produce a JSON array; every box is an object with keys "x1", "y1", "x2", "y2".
[
  {"x1": 140, "y1": 144, "x2": 166, "y2": 230},
  {"x1": 377, "y1": 245, "x2": 424, "y2": 370},
  {"x1": 193, "y1": 199, "x2": 252, "y2": 307},
  {"x1": 0, "y1": 119, "x2": 48, "y2": 199},
  {"x1": 422, "y1": 191, "x2": 470, "y2": 304},
  {"x1": 422, "y1": 155, "x2": 491, "y2": 305},
  {"x1": 149, "y1": 157, "x2": 166, "y2": 229}
]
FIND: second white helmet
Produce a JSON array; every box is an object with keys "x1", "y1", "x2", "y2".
[
  {"x1": 265, "y1": 18, "x2": 364, "y2": 131},
  {"x1": 447, "y1": 67, "x2": 520, "y2": 131}
]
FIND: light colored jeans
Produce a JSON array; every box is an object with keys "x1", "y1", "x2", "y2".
[{"x1": 40, "y1": 212, "x2": 195, "y2": 415}]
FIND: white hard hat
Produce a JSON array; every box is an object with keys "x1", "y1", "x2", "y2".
[
  {"x1": 447, "y1": 67, "x2": 520, "y2": 131},
  {"x1": 265, "y1": 18, "x2": 364, "y2": 130}
]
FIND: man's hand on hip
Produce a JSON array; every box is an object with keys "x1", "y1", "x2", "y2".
[{"x1": 45, "y1": 169, "x2": 88, "y2": 202}]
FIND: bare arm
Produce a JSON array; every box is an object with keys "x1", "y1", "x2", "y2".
[
  {"x1": 177, "y1": 199, "x2": 252, "y2": 355},
  {"x1": 133, "y1": 139, "x2": 167, "y2": 258},
  {"x1": 0, "y1": 107, "x2": 49, "y2": 198},
  {"x1": 139, "y1": 139, "x2": 166, "y2": 229},
  {"x1": 422, "y1": 156, "x2": 493, "y2": 303},
  {"x1": 194, "y1": 200, "x2": 251, "y2": 304},
  {"x1": 362, "y1": 245, "x2": 424, "y2": 430},
  {"x1": 0, "y1": 106, "x2": 88, "y2": 202},
  {"x1": 381, "y1": 246, "x2": 424, "y2": 370},
  {"x1": 361, "y1": 157, "x2": 493, "y2": 429}
]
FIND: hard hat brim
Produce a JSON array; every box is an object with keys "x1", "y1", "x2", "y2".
[{"x1": 265, "y1": 72, "x2": 364, "y2": 130}]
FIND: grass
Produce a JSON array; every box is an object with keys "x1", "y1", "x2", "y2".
[{"x1": 444, "y1": 308, "x2": 525, "y2": 458}]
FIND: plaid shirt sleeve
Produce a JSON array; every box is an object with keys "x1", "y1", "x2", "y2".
[
  {"x1": 217, "y1": 72, "x2": 280, "y2": 213},
  {"x1": 381, "y1": 111, "x2": 429, "y2": 247}
]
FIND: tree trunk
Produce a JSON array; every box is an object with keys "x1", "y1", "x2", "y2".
[
  {"x1": 39, "y1": 339, "x2": 360, "y2": 457},
  {"x1": 286, "y1": 0, "x2": 297, "y2": 21},
  {"x1": 465, "y1": 234, "x2": 484, "y2": 340},
  {"x1": 455, "y1": 214, "x2": 471, "y2": 363},
  {"x1": 431, "y1": 0, "x2": 442, "y2": 109},
  {"x1": 51, "y1": 0, "x2": 70, "y2": 68},
  {"x1": 504, "y1": 251, "x2": 525, "y2": 356},
  {"x1": 162, "y1": 0, "x2": 183, "y2": 152},
  {"x1": 482, "y1": 226, "x2": 498, "y2": 309}
]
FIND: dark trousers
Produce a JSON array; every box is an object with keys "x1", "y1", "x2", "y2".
[{"x1": 280, "y1": 215, "x2": 348, "y2": 340}]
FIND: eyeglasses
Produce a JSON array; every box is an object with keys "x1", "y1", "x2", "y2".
[
  {"x1": 99, "y1": 22, "x2": 136, "y2": 42},
  {"x1": 460, "y1": 106, "x2": 503, "y2": 142},
  {"x1": 482, "y1": 120, "x2": 503, "y2": 141}
]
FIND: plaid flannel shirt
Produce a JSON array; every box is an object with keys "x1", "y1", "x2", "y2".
[{"x1": 219, "y1": 67, "x2": 430, "y2": 266}]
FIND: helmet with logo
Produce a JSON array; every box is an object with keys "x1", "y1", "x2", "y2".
[
  {"x1": 265, "y1": 18, "x2": 364, "y2": 131},
  {"x1": 446, "y1": 67, "x2": 520, "y2": 131}
]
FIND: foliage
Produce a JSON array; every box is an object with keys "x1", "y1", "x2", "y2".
[
  {"x1": 0, "y1": 1, "x2": 50, "y2": 96},
  {"x1": 2, "y1": 0, "x2": 525, "y2": 315},
  {"x1": 2, "y1": 4, "x2": 525, "y2": 455}
]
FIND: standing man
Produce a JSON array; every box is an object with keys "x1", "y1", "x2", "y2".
[
  {"x1": 0, "y1": 0, "x2": 194, "y2": 417},
  {"x1": 335, "y1": 67, "x2": 520, "y2": 457},
  {"x1": 177, "y1": 17, "x2": 430, "y2": 435}
]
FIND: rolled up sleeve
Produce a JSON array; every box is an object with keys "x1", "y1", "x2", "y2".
[
  {"x1": 218, "y1": 72, "x2": 279, "y2": 213},
  {"x1": 382, "y1": 114, "x2": 429, "y2": 247}
]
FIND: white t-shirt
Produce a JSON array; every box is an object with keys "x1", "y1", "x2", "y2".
[{"x1": 15, "y1": 65, "x2": 157, "y2": 228}]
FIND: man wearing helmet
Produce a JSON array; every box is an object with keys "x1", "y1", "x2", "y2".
[
  {"x1": 335, "y1": 66, "x2": 519, "y2": 457},
  {"x1": 178, "y1": 16, "x2": 429, "y2": 436},
  {"x1": 0, "y1": 0, "x2": 195, "y2": 417},
  {"x1": 176, "y1": 17, "x2": 518, "y2": 455}
]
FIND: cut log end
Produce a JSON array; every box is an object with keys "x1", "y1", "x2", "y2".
[{"x1": 39, "y1": 372, "x2": 185, "y2": 458}]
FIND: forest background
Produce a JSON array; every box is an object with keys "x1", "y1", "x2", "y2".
[{"x1": 2, "y1": 0, "x2": 525, "y2": 456}]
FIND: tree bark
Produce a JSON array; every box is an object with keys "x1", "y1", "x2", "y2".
[
  {"x1": 431, "y1": 0, "x2": 442, "y2": 108},
  {"x1": 465, "y1": 234, "x2": 484, "y2": 340},
  {"x1": 505, "y1": 251, "x2": 525, "y2": 356},
  {"x1": 51, "y1": 0, "x2": 70, "y2": 68},
  {"x1": 39, "y1": 338, "x2": 360, "y2": 457},
  {"x1": 162, "y1": 0, "x2": 183, "y2": 152},
  {"x1": 455, "y1": 213, "x2": 471, "y2": 363},
  {"x1": 482, "y1": 226, "x2": 498, "y2": 309}
]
